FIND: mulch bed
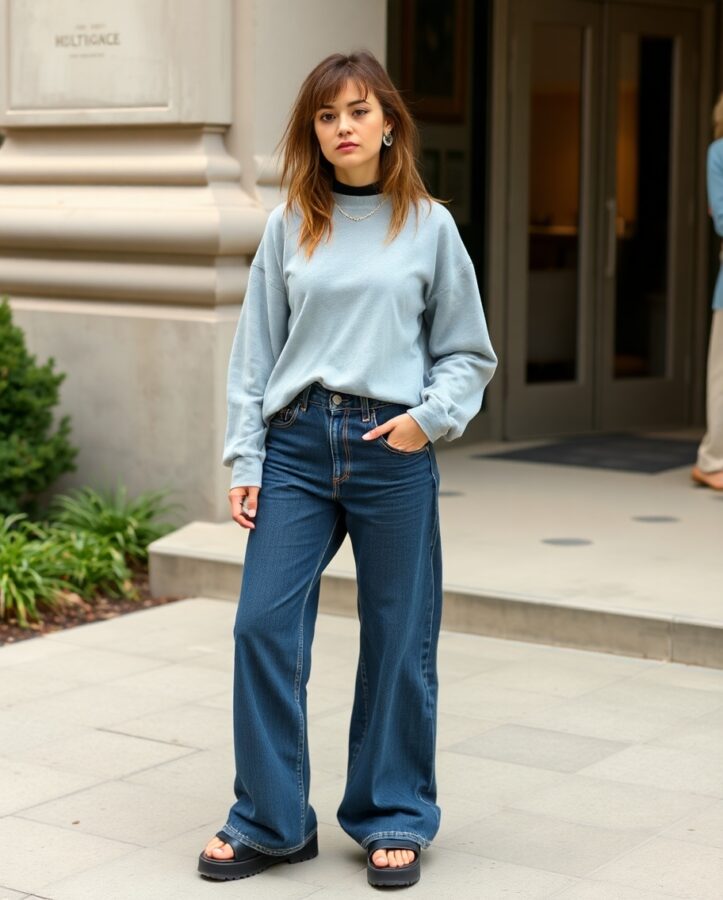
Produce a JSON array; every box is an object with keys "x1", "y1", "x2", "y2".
[{"x1": 0, "y1": 570, "x2": 182, "y2": 646}]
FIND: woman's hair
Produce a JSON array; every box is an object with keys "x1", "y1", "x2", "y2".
[
  {"x1": 714, "y1": 92, "x2": 723, "y2": 140},
  {"x1": 274, "y1": 49, "x2": 440, "y2": 258}
]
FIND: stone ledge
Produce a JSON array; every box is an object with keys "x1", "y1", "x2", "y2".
[{"x1": 149, "y1": 522, "x2": 723, "y2": 670}]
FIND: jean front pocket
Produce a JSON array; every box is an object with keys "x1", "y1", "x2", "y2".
[
  {"x1": 269, "y1": 399, "x2": 301, "y2": 429},
  {"x1": 371, "y1": 404, "x2": 429, "y2": 456}
]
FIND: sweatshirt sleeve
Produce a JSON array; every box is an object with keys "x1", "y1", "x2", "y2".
[
  {"x1": 222, "y1": 209, "x2": 289, "y2": 489},
  {"x1": 405, "y1": 212, "x2": 498, "y2": 444},
  {"x1": 708, "y1": 140, "x2": 723, "y2": 238}
]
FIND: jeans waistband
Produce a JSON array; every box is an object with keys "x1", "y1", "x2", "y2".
[{"x1": 298, "y1": 381, "x2": 393, "y2": 415}]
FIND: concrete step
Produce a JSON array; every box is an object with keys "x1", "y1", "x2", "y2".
[{"x1": 149, "y1": 518, "x2": 723, "y2": 670}]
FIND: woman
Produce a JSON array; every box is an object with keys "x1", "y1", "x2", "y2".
[
  {"x1": 692, "y1": 92, "x2": 723, "y2": 491},
  {"x1": 198, "y1": 50, "x2": 497, "y2": 889}
]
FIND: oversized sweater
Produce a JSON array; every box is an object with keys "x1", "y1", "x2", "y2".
[{"x1": 223, "y1": 185, "x2": 498, "y2": 488}]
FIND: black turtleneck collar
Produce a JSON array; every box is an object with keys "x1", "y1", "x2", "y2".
[{"x1": 332, "y1": 177, "x2": 382, "y2": 196}]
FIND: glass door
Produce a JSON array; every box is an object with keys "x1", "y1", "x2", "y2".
[
  {"x1": 505, "y1": 0, "x2": 602, "y2": 437},
  {"x1": 597, "y1": 3, "x2": 698, "y2": 429},
  {"x1": 504, "y1": 0, "x2": 700, "y2": 439}
]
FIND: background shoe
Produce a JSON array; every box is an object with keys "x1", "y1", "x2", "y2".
[
  {"x1": 198, "y1": 829, "x2": 318, "y2": 881},
  {"x1": 366, "y1": 838, "x2": 421, "y2": 888}
]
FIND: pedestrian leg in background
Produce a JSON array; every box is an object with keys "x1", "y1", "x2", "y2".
[{"x1": 694, "y1": 309, "x2": 723, "y2": 489}]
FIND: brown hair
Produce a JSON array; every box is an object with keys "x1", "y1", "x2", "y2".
[
  {"x1": 714, "y1": 92, "x2": 723, "y2": 140},
  {"x1": 273, "y1": 50, "x2": 441, "y2": 258}
]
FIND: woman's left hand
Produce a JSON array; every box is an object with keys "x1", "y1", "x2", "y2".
[{"x1": 362, "y1": 413, "x2": 429, "y2": 452}]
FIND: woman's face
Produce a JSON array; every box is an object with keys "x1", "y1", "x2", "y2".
[{"x1": 314, "y1": 79, "x2": 392, "y2": 185}]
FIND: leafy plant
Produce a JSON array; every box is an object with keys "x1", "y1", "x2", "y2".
[
  {"x1": 50, "y1": 526, "x2": 136, "y2": 601},
  {"x1": 48, "y1": 484, "x2": 180, "y2": 566},
  {"x1": 0, "y1": 296, "x2": 78, "y2": 516},
  {"x1": 0, "y1": 514, "x2": 65, "y2": 626}
]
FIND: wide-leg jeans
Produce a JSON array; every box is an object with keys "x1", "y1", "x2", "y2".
[{"x1": 222, "y1": 381, "x2": 443, "y2": 854}]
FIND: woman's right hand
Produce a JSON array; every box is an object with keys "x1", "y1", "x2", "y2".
[{"x1": 228, "y1": 486, "x2": 260, "y2": 530}]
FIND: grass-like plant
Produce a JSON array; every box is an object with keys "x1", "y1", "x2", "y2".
[
  {"x1": 50, "y1": 526, "x2": 135, "y2": 601},
  {"x1": 2, "y1": 485, "x2": 182, "y2": 629},
  {"x1": 48, "y1": 484, "x2": 181, "y2": 566},
  {"x1": 0, "y1": 514, "x2": 65, "y2": 626}
]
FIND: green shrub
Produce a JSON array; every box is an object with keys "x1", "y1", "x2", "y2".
[
  {"x1": 0, "y1": 514, "x2": 65, "y2": 627},
  {"x1": 48, "y1": 484, "x2": 180, "y2": 566},
  {"x1": 1, "y1": 485, "x2": 181, "y2": 629},
  {"x1": 49, "y1": 526, "x2": 135, "y2": 601},
  {"x1": 0, "y1": 296, "x2": 78, "y2": 517}
]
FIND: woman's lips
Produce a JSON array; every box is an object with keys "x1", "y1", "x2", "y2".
[{"x1": 337, "y1": 144, "x2": 358, "y2": 151}]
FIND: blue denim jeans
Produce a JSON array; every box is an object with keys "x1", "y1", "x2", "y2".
[{"x1": 222, "y1": 381, "x2": 443, "y2": 854}]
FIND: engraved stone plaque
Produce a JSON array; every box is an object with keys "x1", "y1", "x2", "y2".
[{"x1": 8, "y1": 0, "x2": 169, "y2": 111}]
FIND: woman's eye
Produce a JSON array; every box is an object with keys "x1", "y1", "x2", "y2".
[{"x1": 319, "y1": 109, "x2": 369, "y2": 122}]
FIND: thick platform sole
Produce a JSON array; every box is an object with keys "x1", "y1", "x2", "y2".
[
  {"x1": 367, "y1": 856, "x2": 421, "y2": 888},
  {"x1": 198, "y1": 832, "x2": 318, "y2": 881}
]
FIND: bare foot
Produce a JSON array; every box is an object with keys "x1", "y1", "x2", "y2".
[
  {"x1": 692, "y1": 466, "x2": 723, "y2": 490},
  {"x1": 370, "y1": 848, "x2": 417, "y2": 868},
  {"x1": 203, "y1": 836, "x2": 234, "y2": 859}
]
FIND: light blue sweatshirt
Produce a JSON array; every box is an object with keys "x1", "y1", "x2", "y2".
[
  {"x1": 223, "y1": 189, "x2": 498, "y2": 488},
  {"x1": 708, "y1": 138, "x2": 723, "y2": 311}
]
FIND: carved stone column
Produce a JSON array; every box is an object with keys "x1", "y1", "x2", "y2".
[{"x1": 0, "y1": 0, "x2": 266, "y2": 520}]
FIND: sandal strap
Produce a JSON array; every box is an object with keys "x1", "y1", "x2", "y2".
[
  {"x1": 367, "y1": 838, "x2": 419, "y2": 856},
  {"x1": 215, "y1": 829, "x2": 252, "y2": 859}
]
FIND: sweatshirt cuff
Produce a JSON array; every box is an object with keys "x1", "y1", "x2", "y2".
[
  {"x1": 405, "y1": 397, "x2": 451, "y2": 444},
  {"x1": 230, "y1": 457, "x2": 263, "y2": 489}
]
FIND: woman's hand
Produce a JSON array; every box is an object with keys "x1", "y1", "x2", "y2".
[
  {"x1": 362, "y1": 412, "x2": 429, "y2": 452},
  {"x1": 229, "y1": 486, "x2": 260, "y2": 530}
]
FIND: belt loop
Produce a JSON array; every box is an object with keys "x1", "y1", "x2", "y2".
[
  {"x1": 301, "y1": 383, "x2": 312, "y2": 411},
  {"x1": 361, "y1": 395, "x2": 370, "y2": 422}
]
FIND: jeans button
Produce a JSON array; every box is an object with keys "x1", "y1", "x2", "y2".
[{"x1": 331, "y1": 393, "x2": 343, "y2": 404}]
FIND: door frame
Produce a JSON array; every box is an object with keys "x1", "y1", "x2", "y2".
[
  {"x1": 504, "y1": 0, "x2": 602, "y2": 437},
  {"x1": 596, "y1": 1, "x2": 699, "y2": 430},
  {"x1": 487, "y1": 0, "x2": 716, "y2": 440}
]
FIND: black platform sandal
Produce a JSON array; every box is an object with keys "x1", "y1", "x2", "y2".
[
  {"x1": 366, "y1": 838, "x2": 421, "y2": 888},
  {"x1": 198, "y1": 829, "x2": 318, "y2": 881}
]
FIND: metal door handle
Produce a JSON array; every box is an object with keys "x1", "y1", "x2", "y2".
[{"x1": 605, "y1": 198, "x2": 617, "y2": 279}]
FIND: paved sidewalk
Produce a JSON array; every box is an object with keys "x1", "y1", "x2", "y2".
[{"x1": 1, "y1": 598, "x2": 722, "y2": 899}]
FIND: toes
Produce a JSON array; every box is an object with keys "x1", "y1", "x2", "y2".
[
  {"x1": 372, "y1": 848, "x2": 416, "y2": 868},
  {"x1": 204, "y1": 840, "x2": 232, "y2": 859}
]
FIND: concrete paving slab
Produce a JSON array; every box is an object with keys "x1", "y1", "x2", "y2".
[
  {"x1": 448, "y1": 723, "x2": 630, "y2": 772},
  {"x1": 39, "y1": 846, "x2": 320, "y2": 900},
  {"x1": 2, "y1": 600, "x2": 722, "y2": 900},
  {"x1": 17, "y1": 779, "x2": 223, "y2": 847},
  {"x1": 438, "y1": 807, "x2": 657, "y2": 877},
  {"x1": 579, "y1": 743, "x2": 723, "y2": 797},
  {"x1": 550, "y1": 880, "x2": 689, "y2": 899},
  {"x1": 587, "y1": 836, "x2": 723, "y2": 899},
  {"x1": 0, "y1": 758, "x2": 106, "y2": 817},
  {"x1": 0, "y1": 888, "x2": 35, "y2": 900},
  {"x1": 507, "y1": 774, "x2": 716, "y2": 832},
  {"x1": 0, "y1": 817, "x2": 137, "y2": 894}
]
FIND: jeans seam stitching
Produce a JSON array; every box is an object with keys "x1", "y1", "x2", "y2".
[
  {"x1": 361, "y1": 830, "x2": 431, "y2": 850},
  {"x1": 348, "y1": 651, "x2": 369, "y2": 775},
  {"x1": 294, "y1": 509, "x2": 343, "y2": 838},
  {"x1": 220, "y1": 821, "x2": 318, "y2": 855}
]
